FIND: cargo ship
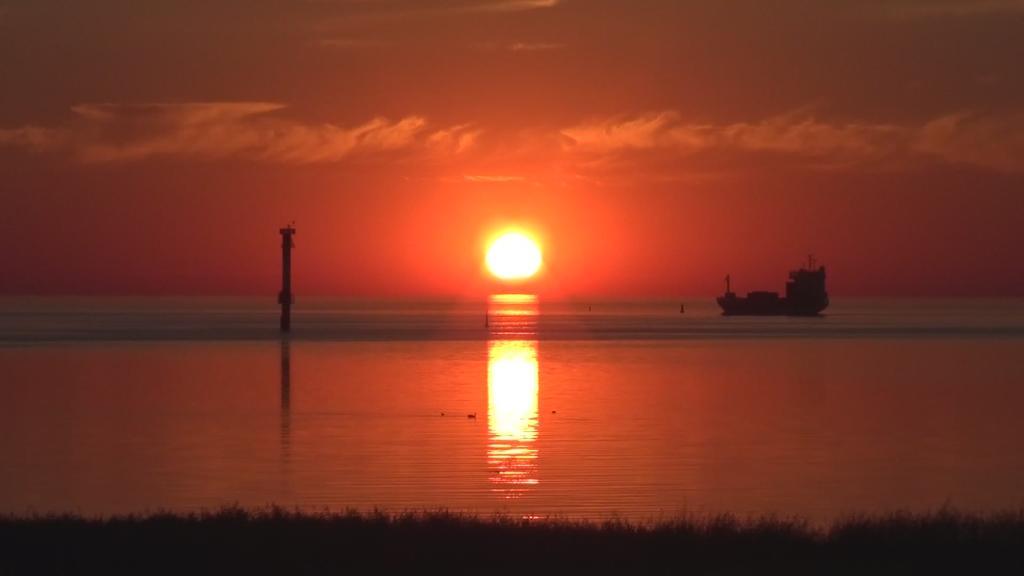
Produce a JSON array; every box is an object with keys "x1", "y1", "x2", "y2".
[{"x1": 717, "y1": 257, "x2": 829, "y2": 316}]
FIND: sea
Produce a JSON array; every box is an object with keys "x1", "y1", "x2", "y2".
[{"x1": 2, "y1": 296, "x2": 1023, "y2": 524}]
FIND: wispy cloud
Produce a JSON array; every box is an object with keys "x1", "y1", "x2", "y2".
[
  {"x1": 311, "y1": 0, "x2": 558, "y2": 21},
  {"x1": 73, "y1": 103, "x2": 427, "y2": 163},
  {"x1": 3, "y1": 104, "x2": 1023, "y2": 174},
  {"x1": 561, "y1": 110, "x2": 1024, "y2": 173},
  {"x1": 562, "y1": 111, "x2": 902, "y2": 159},
  {"x1": 314, "y1": 37, "x2": 387, "y2": 49},
  {"x1": 70, "y1": 102, "x2": 284, "y2": 125},
  {"x1": 886, "y1": 0, "x2": 1024, "y2": 17},
  {"x1": 463, "y1": 174, "x2": 526, "y2": 182},
  {"x1": 464, "y1": 0, "x2": 559, "y2": 13},
  {"x1": 427, "y1": 124, "x2": 482, "y2": 154},
  {"x1": 913, "y1": 112, "x2": 1024, "y2": 173},
  {"x1": 719, "y1": 114, "x2": 903, "y2": 160},
  {"x1": 508, "y1": 42, "x2": 565, "y2": 52},
  {"x1": 0, "y1": 102, "x2": 477, "y2": 164},
  {"x1": 563, "y1": 112, "x2": 706, "y2": 153},
  {"x1": 0, "y1": 126, "x2": 66, "y2": 152}
]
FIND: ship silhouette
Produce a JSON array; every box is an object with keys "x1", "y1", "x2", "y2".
[{"x1": 717, "y1": 256, "x2": 829, "y2": 316}]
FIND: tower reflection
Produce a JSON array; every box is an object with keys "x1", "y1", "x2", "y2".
[
  {"x1": 487, "y1": 294, "x2": 539, "y2": 498},
  {"x1": 280, "y1": 338, "x2": 291, "y2": 458}
]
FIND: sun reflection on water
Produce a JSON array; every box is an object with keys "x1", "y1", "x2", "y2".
[
  {"x1": 487, "y1": 339, "x2": 539, "y2": 496},
  {"x1": 487, "y1": 295, "x2": 540, "y2": 498}
]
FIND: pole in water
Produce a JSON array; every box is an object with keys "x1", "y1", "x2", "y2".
[
  {"x1": 278, "y1": 224, "x2": 296, "y2": 332},
  {"x1": 680, "y1": 303, "x2": 685, "y2": 314}
]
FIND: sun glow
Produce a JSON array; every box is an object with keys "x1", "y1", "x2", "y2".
[{"x1": 486, "y1": 232, "x2": 543, "y2": 281}]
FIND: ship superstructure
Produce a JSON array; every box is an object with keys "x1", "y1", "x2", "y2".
[{"x1": 717, "y1": 257, "x2": 829, "y2": 316}]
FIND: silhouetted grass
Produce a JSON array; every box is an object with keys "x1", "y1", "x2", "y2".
[{"x1": 2, "y1": 507, "x2": 1023, "y2": 575}]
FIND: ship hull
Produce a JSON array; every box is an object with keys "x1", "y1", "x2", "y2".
[{"x1": 717, "y1": 295, "x2": 828, "y2": 316}]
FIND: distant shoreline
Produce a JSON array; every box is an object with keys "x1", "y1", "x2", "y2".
[{"x1": 3, "y1": 508, "x2": 1022, "y2": 575}]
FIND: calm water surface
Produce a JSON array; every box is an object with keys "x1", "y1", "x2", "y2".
[{"x1": 1, "y1": 297, "x2": 1023, "y2": 523}]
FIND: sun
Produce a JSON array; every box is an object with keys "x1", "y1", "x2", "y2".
[{"x1": 486, "y1": 232, "x2": 543, "y2": 281}]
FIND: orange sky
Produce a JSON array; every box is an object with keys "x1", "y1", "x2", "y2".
[{"x1": 1, "y1": 0, "x2": 1023, "y2": 297}]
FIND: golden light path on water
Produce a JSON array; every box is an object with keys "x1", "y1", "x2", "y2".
[{"x1": 487, "y1": 294, "x2": 540, "y2": 498}]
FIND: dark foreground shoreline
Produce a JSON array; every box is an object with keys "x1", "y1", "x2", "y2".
[{"x1": 3, "y1": 508, "x2": 1023, "y2": 575}]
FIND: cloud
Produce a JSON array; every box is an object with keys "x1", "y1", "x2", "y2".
[
  {"x1": 563, "y1": 112, "x2": 903, "y2": 168},
  {"x1": 0, "y1": 126, "x2": 67, "y2": 152},
  {"x1": 561, "y1": 110, "x2": 1024, "y2": 173},
  {"x1": 3, "y1": 104, "x2": 1023, "y2": 174},
  {"x1": 314, "y1": 37, "x2": 387, "y2": 49},
  {"x1": 74, "y1": 103, "x2": 428, "y2": 163},
  {"x1": 70, "y1": 102, "x2": 285, "y2": 125},
  {"x1": 886, "y1": 0, "x2": 1024, "y2": 17},
  {"x1": 913, "y1": 112, "x2": 1024, "y2": 172},
  {"x1": 427, "y1": 124, "x2": 482, "y2": 154},
  {"x1": 312, "y1": 0, "x2": 558, "y2": 20},
  {"x1": 463, "y1": 174, "x2": 526, "y2": 182},
  {"x1": 464, "y1": 0, "x2": 559, "y2": 13},
  {"x1": 562, "y1": 112, "x2": 902, "y2": 159},
  {"x1": 562, "y1": 112, "x2": 710, "y2": 153},
  {"x1": 719, "y1": 114, "x2": 903, "y2": 160},
  {"x1": 0, "y1": 102, "x2": 464, "y2": 164},
  {"x1": 508, "y1": 42, "x2": 565, "y2": 52}
]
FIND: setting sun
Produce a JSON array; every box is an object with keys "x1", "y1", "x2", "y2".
[{"x1": 486, "y1": 232, "x2": 543, "y2": 281}]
